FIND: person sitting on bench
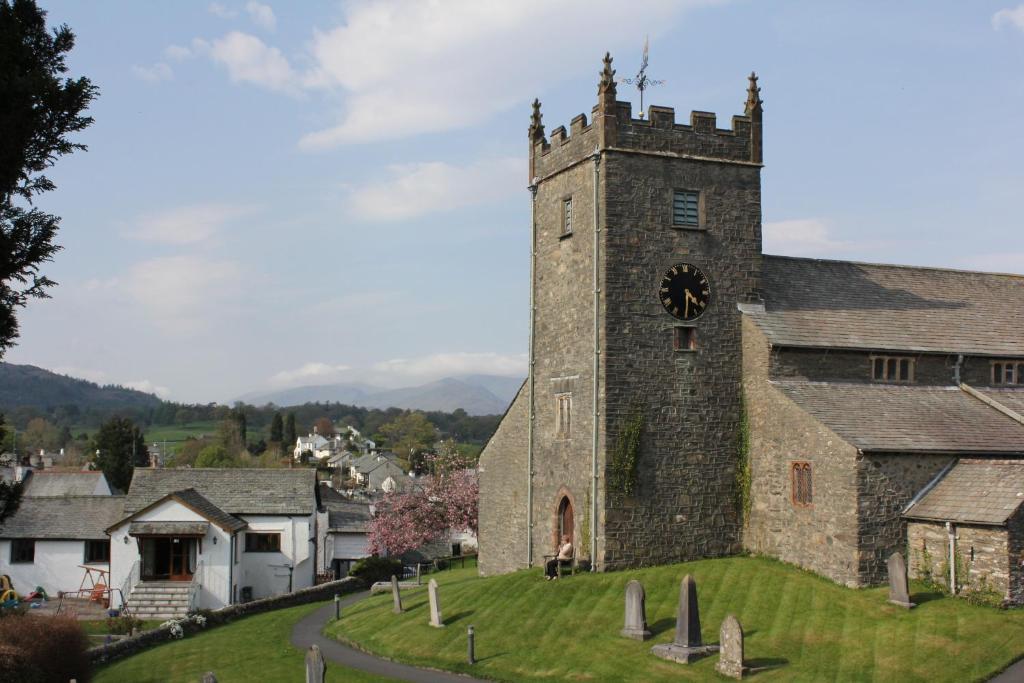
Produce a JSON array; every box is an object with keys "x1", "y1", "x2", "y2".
[{"x1": 545, "y1": 535, "x2": 574, "y2": 580}]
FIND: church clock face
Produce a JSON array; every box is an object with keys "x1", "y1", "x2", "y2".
[{"x1": 659, "y1": 263, "x2": 711, "y2": 321}]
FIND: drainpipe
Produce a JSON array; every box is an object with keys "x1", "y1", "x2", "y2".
[
  {"x1": 953, "y1": 353, "x2": 964, "y2": 385},
  {"x1": 946, "y1": 521, "x2": 957, "y2": 594},
  {"x1": 228, "y1": 533, "x2": 235, "y2": 605},
  {"x1": 591, "y1": 149, "x2": 601, "y2": 572},
  {"x1": 526, "y1": 181, "x2": 538, "y2": 568}
]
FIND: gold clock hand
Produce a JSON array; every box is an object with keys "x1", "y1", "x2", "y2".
[{"x1": 684, "y1": 288, "x2": 700, "y2": 317}]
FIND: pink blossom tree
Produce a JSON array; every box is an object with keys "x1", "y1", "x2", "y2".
[{"x1": 367, "y1": 447, "x2": 478, "y2": 556}]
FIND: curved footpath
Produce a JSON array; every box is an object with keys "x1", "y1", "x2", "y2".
[{"x1": 290, "y1": 590, "x2": 486, "y2": 683}]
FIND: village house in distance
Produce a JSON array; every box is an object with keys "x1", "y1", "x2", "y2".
[{"x1": 478, "y1": 54, "x2": 1024, "y2": 603}]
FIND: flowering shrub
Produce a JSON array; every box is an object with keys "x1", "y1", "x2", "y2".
[
  {"x1": 161, "y1": 620, "x2": 184, "y2": 639},
  {"x1": 368, "y1": 448, "x2": 478, "y2": 556},
  {"x1": 106, "y1": 613, "x2": 143, "y2": 635}
]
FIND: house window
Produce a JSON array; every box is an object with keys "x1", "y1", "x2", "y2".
[
  {"x1": 555, "y1": 393, "x2": 572, "y2": 439},
  {"x1": 871, "y1": 356, "x2": 914, "y2": 383},
  {"x1": 244, "y1": 532, "x2": 281, "y2": 553},
  {"x1": 84, "y1": 540, "x2": 110, "y2": 564},
  {"x1": 791, "y1": 462, "x2": 812, "y2": 507},
  {"x1": 10, "y1": 539, "x2": 34, "y2": 564},
  {"x1": 992, "y1": 361, "x2": 1023, "y2": 385},
  {"x1": 673, "y1": 326, "x2": 698, "y2": 351},
  {"x1": 672, "y1": 190, "x2": 699, "y2": 227},
  {"x1": 562, "y1": 198, "x2": 573, "y2": 236}
]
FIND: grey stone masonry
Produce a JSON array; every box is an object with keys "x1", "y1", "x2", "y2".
[
  {"x1": 428, "y1": 578, "x2": 444, "y2": 628},
  {"x1": 620, "y1": 579, "x2": 651, "y2": 640},
  {"x1": 391, "y1": 575, "x2": 403, "y2": 614},
  {"x1": 716, "y1": 615, "x2": 747, "y2": 679},
  {"x1": 651, "y1": 575, "x2": 718, "y2": 664},
  {"x1": 887, "y1": 551, "x2": 914, "y2": 608},
  {"x1": 305, "y1": 644, "x2": 326, "y2": 683}
]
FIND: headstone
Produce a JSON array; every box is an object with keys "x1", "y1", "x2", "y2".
[
  {"x1": 887, "y1": 551, "x2": 915, "y2": 609},
  {"x1": 651, "y1": 574, "x2": 719, "y2": 664},
  {"x1": 715, "y1": 615, "x2": 747, "y2": 679},
  {"x1": 416, "y1": 563, "x2": 422, "y2": 585},
  {"x1": 200, "y1": 673, "x2": 217, "y2": 683},
  {"x1": 428, "y1": 578, "x2": 445, "y2": 627},
  {"x1": 305, "y1": 644, "x2": 326, "y2": 683},
  {"x1": 620, "y1": 580, "x2": 652, "y2": 640},
  {"x1": 391, "y1": 574, "x2": 404, "y2": 614}
]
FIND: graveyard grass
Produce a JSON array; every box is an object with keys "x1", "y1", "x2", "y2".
[
  {"x1": 93, "y1": 602, "x2": 394, "y2": 683},
  {"x1": 329, "y1": 555, "x2": 1024, "y2": 682}
]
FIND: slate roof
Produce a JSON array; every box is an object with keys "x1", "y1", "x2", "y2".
[
  {"x1": 977, "y1": 388, "x2": 1024, "y2": 417},
  {"x1": 326, "y1": 501, "x2": 372, "y2": 533},
  {"x1": 747, "y1": 256, "x2": 1024, "y2": 356},
  {"x1": 24, "y1": 472, "x2": 107, "y2": 497},
  {"x1": 168, "y1": 488, "x2": 247, "y2": 532},
  {"x1": 0, "y1": 496, "x2": 125, "y2": 540},
  {"x1": 123, "y1": 468, "x2": 316, "y2": 517},
  {"x1": 129, "y1": 521, "x2": 210, "y2": 536},
  {"x1": 773, "y1": 381, "x2": 1024, "y2": 454},
  {"x1": 904, "y1": 459, "x2": 1024, "y2": 525}
]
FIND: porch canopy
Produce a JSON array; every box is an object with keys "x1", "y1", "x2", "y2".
[{"x1": 128, "y1": 521, "x2": 209, "y2": 536}]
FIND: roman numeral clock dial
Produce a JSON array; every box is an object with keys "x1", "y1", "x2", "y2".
[{"x1": 659, "y1": 263, "x2": 711, "y2": 320}]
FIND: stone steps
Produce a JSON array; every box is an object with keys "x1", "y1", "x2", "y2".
[{"x1": 127, "y1": 582, "x2": 192, "y2": 619}]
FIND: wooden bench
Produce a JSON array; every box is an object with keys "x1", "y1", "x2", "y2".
[{"x1": 542, "y1": 555, "x2": 577, "y2": 578}]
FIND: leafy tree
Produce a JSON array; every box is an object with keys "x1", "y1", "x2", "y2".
[
  {"x1": 21, "y1": 416, "x2": 59, "y2": 452},
  {"x1": 0, "y1": 0, "x2": 97, "y2": 356},
  {"x1": 92, "y1": 416, "x2": 147, "y2": 492},
  {"x1": 0, "y1": 414, "x2": 20, "y2": 522},
  {"x1": 283, "y1": 412, "x2": 296, "y2": 447},
  {"x1": 313, "y1": 416, "x2": 334, "y2": 437},
  {"x1": 378, "y1": 411, "x2": 438, "y2": 471},
  {"x1": 230, "y1": 407, "x2": 247, "y2": 445},
  {"x1": 194, "y1": 444, "x2": 238, "y2": 468},
  {"x1": 269, "y1": 412, "x2": 283, "y2": 442}
]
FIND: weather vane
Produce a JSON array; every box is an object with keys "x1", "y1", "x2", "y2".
[{"x1": 621, "y1": 36, "x2": 664, "y2": 119}]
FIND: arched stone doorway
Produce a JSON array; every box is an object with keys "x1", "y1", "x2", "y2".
[{"x1": 557, "y1": 495, "x2": 574, "y2": 545}]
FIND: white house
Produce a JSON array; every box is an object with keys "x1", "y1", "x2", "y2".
[
  {"x1": 108, "y1": 468, "x2": 319, "y2": 616},
  {"x1": 316, "y1": 483, "x2": 371, "y2": 579},
  {"x1": 0, "y1": 495, "x2": 125, "y2": 598}
]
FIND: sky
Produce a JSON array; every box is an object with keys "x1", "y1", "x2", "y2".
[{"x1": 7, "y1": 0, "x2": 1024, "y2": 403}]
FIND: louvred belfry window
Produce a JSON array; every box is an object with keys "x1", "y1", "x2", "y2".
[{"x1": 791, "y1": 462, "x2": 812, "y2": 507}]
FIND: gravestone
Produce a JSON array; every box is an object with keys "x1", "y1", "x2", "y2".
[
  {"x1": 305, "y1": 644, "x2": 326, "y2": 683},
  {"x1": 620, "y1": 580, "x2": 652, "y2": 640},
  {"x1": 391, "y1": 574, "x2": 404, "y2": 614},
  {"x1": 715, "y1": 615, "x2": 747, "y2": 679},
  {"x1": 200, "y1": 674, "x2": 217, "y2": 683},
  {"x1": 887, "y1": 551, "x2": 915, "y2": 608},
  {"x1": 651, "y1": 574, "x2": 718, "y2": 663},
  {"x1": 428, "y1": 578, "x2": 445, "y2": 627}
]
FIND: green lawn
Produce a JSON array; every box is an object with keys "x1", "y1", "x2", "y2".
[
  {"x1": 144, "y1": 421, "x2": 219, "y2": 445},
  {"x1": 328, "y1": 556, "x2": 1024, "y2": 682},
  {"x1": 79, "y1": 619, "x2": 163, "y2": 636},
  {"x1": 94, "y1": 602, "x2": 393, "y2": 683}
]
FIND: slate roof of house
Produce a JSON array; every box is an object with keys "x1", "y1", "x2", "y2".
[
  {"x1": 747, "y1": 256, "x2": 1024, "y2": 356},
  {"x1": 326, "y1": 501, "x2": 372, "y2": 533},
  {"x1": 123, "y1": 468, "x2": 316, "y2": 516},
  {"x1": 0, "y1": 495, "x2": 125, "y2": 540},
  {"x1": 169, "y1": 488, "x2": 247, "y2": 532},
  {"x1": 977, "y1": 388, "x2": 1024, "y2": 416},
  {"x1": 366, "y1": 461, "x2": 412, "y2": 490},
  {"x1": 773, "y1": 381, "x2": 1024, "y2": 454},
  {"x1": 904, "y1": 459, "x2": 1024, "y2": 525},
  {"x1": 24, "y1": 471, "x2": 107, "y2": 497},
  {"x1": 350, "y1": 452, "x2": 399, "y2": 474}
]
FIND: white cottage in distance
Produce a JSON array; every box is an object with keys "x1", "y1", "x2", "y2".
[{"x1": 108, "y1": 468, "x2": 319, "y2": 618}]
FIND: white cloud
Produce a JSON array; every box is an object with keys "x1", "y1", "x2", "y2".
[
  {"x1": 762, "y1": 219, "x2": 853, "y2": 257},
  {"x1": 348, "y1": 157, "x2": 521, "y2": 222},
  {"x1": 208, "y1": 2, "x2": 237, "y2": 19},
  {"x1": 993, "y1": 5, "x2": 1024, "y2": 31},
  {"x1": 369, "y1": 352, "x2": 527, "y2": 383},
  {"x1": 123, "y1": 379, "x2": 172, "y2": 398},
  {"x1": 164, "y1": 44, "x2": 193, "y2": 61},
  {"x1": 246, "y1": 1, "x2": 276, "y2": 31},
  {"x1": 201, "y1": 31, "x2": 298, "y2": 94},
  {"x1": 297, "y1": 0, "x2": 710, "y2": 148},
  {"x1": 132, "y1": 62, "x2": 173, "y2": 82},
  {"x1": 269, "y1": 362, "x2": 352, "y2": 387},
  {"x1": 124, "y1": 255, "x2": 244, "y2": 333},
  {"x1": 131, "y1": 203, "x2": 255, "y2": 245}
]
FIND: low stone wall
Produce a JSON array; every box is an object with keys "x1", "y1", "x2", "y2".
[{"x1": 89, "y1": 576, "x2": 364, "y2": 666}]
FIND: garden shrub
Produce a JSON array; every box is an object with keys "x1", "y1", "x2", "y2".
[
  {"x1": 350, "y1": 556, "x2": 403, "y2": 585},
  {"x1": 106, "y1": 613, "x2": 143, "y2": 635},
  {"x1": 0, "y1": 615, "x2": 90, "y2": 682}
]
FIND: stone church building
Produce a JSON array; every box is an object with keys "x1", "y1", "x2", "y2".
[{"x1": 477, "y1": 54, "x2": 1024, "y2": 602}]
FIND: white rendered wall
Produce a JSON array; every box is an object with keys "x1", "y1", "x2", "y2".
[
  {"x1": 329, "y1": 533, "x2": 369, "y2": 561},
  {"x1": 236, "y1": 514, "x2": 315, "y2": 600},
  {"x1": 0, "y1": 539, "x2": 107, "y2": 597}
]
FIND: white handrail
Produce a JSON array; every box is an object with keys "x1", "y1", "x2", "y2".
[
  {"x1": 119, "y1": 559, "x2": 140, "y2": 611},
  {"x1": 188, "y1": 560, "x2": 204, "y2": 613}
]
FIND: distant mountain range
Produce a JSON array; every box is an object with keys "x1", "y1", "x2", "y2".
[
  {"x1": 239, "y1": 374, "x2": 524, "y2": 416},
  {"x1": 0, "y1": 362, "x2": 164, "y2": 411}
]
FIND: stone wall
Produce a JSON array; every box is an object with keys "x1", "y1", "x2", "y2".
[
  {"x1": 771, "y1": 348, "x2": 956, "y2": 386},
  {"x1": 89, "y1": 576, "x2": 363, "y2": 665},
  {"x1": 856, "y1": 454, "x2": 952, "y2": 583},
  {"x1": 742, "y1": 318, "x2": 862, "y2": 585},
  {"x1": 600, "y1": 150, "x2": 761, "y2": 570},
  {"x1": 477, "y1": 383, "x2": 530, "y2": 575},
  {"x1": 1009, "y1": 509, "x2": 1024, "y2": 604},
  {"x1": 907, "y1": 520, "x2": 1015, "y2": 601}
]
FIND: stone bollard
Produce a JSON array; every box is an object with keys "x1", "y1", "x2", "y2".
[
  {"x1": 467, "y1": 624, "x2": 476, "y2": 665},
  {"x1": 305, "y1": 644, "x2": 326, "y2": 683},
  {"x1": 334, "y1": 593, "x2": 341, "y2": 621}
]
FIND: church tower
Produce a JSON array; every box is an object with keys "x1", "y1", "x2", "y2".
[{"x1": 478, "y1": 55, "x2": 764, "y2": 574}]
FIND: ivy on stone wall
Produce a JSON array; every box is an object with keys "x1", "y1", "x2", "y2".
[
  {"x1": 736, "y1": 397, "x2": 752, "y2": 523},
  {"x1": 609, "y1": 407, "x2": 644, "y2": 498},
  {"x1": 580, "y1": 489, "x2": 591, "y2": 559}
]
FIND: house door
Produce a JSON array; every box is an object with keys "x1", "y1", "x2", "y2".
[
  {"x1": 558, "y1": 496, "x2": 574, "y2": 545},
  {"x1": 169, "y1": 538, "x2": 191, "y2": 581},
  {"x1": 141, "y1": 537, "x2": 196, "y2": 581}
]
